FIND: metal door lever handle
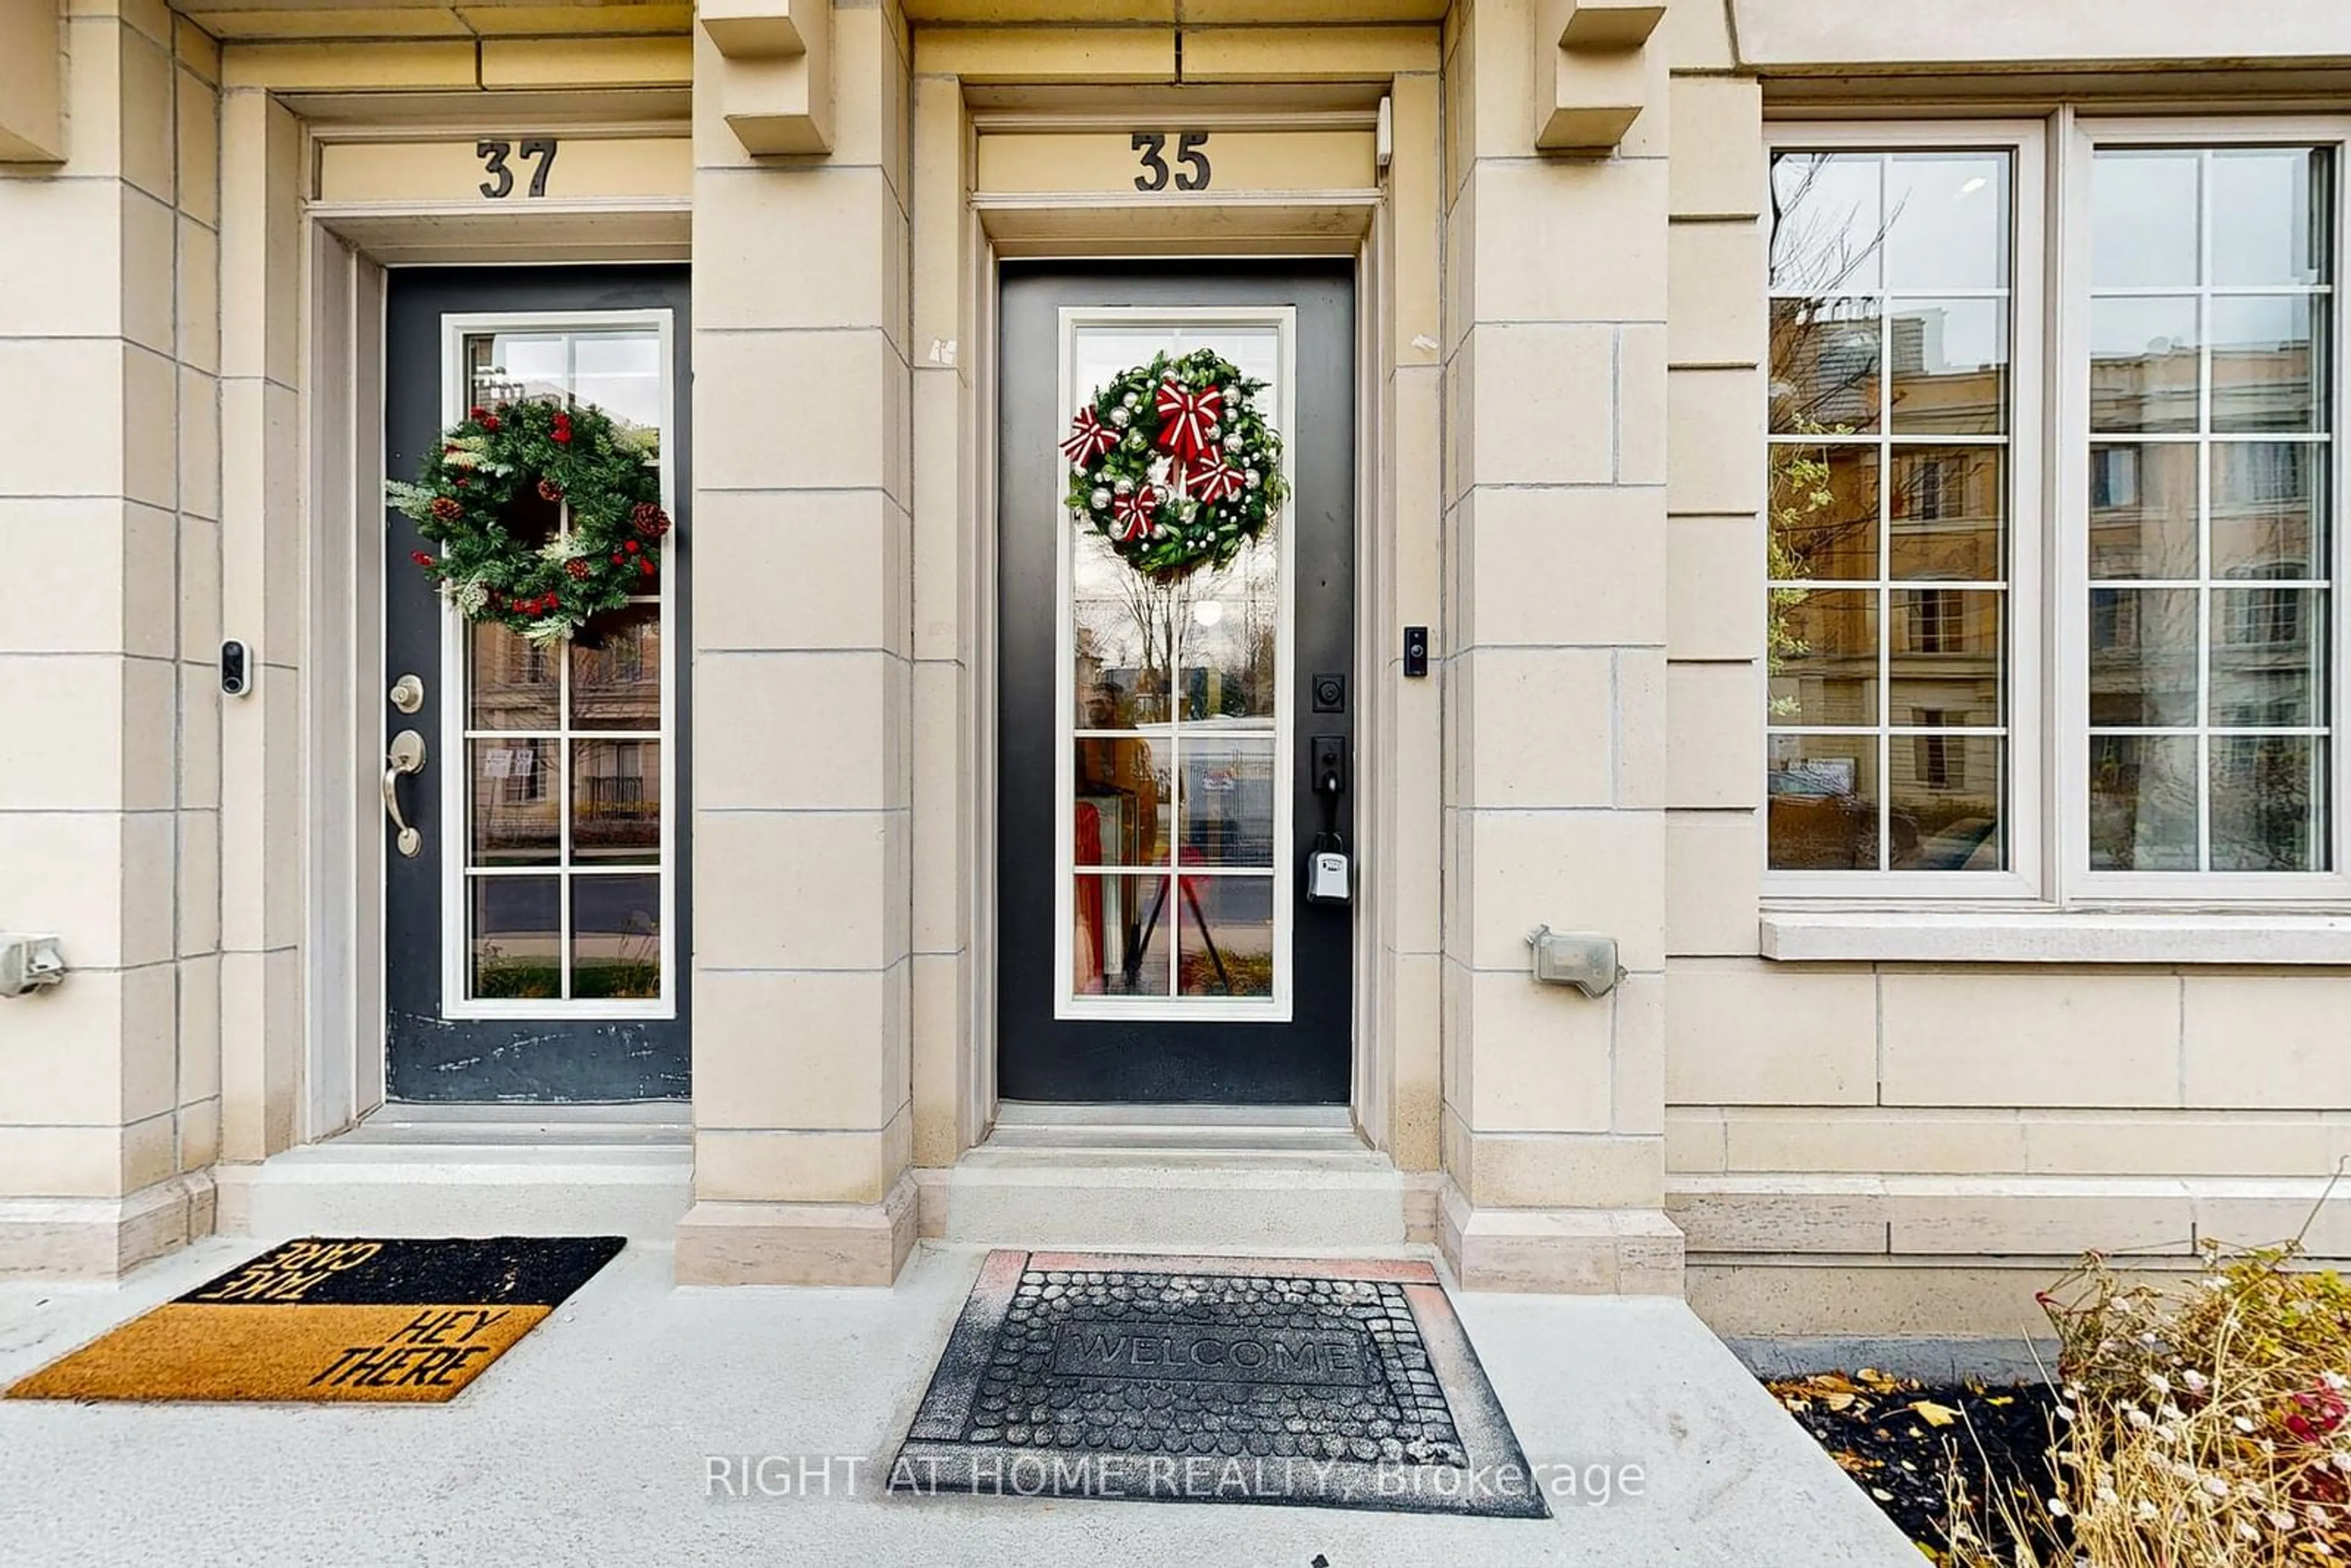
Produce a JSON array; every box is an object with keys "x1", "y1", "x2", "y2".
[{"x1": 383, "y1": 729, "x2": 427, "y2": 858}]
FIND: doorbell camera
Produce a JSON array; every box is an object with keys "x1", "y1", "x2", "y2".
[{"x1": 220, "y1": 640, "x2": 253, "y2": 697}]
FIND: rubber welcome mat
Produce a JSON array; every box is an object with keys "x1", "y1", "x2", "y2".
[
  {"x1": 893, "y1": 1251, "x2": 1550, "y2": 1517},
  {"x1": 6, "y1": 1236, "x2": 624, "y2": 1404}
]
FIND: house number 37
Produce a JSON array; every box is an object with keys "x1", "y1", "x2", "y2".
[
  {"x1": 1131, "y1": 132, "x2": 1212, "y2": 192},
  {"x1": 476, "y1": 138, "x2": 560, "y2": 200}
]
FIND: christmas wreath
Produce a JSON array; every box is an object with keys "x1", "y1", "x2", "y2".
[
  {"x1": 1061, "y1": 348, "x2": 1288, "y2": 581},
  {"x1": 386, "y1": 397, "x2": 672, "y2": 643}
]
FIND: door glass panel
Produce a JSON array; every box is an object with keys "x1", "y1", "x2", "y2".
[
  {"x1": 1072, "y1": 873, "x2": 1172, "y2": 997},
  {"x1": 469, "y1": 739, "x2": 559, "y2": 865},
  {"x1": 571, "y1": 874, "x2": 661, "y2": 999},
  {"x1": 470, "y1": 621, "x2": 559, "y2": 730},
  {"x1": 1073, "y1": 737, "x2": 1171, "y2": 868},
  {"x1": 470, "y1": 877, "x2": 561, "y2": 999},
  {"x1": 1180, "y1": 733, "x2": 1277, "y2": 867},
  {"x1": 457, "y1": 324, "x2": 671, "y2": 1005},
  {"x1": 1179, "y1": 876, "x2": 1275, "y2": 997},
  {"x1": 1061, "y1": 314, "x2": 1290, "y2": 1010},
  {"x1": 571, "y1": 605, "x2": 661, "y2": 730}
]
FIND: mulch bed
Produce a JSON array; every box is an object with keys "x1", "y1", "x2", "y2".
[{"x1": 1767, "y1": 1370, "x2": 2068, "y2": 1563}]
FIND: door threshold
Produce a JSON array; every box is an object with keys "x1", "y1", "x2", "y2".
[
  {"x1": 362, "y1": 1100, "x2": 690, "y2": 1128},
  {"x1": 993, "y1": 1102, "x2": 1354, "y2": 1130}
]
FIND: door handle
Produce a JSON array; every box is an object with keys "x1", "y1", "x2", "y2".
[{"x1": 383, "y1": 729, "x2": 427, "y2": 858}]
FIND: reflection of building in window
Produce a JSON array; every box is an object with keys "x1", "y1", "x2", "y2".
[
  {"x1": 2089, "y1": 588, "x2": 2135, "y2": 651},
  {"x1": 1911, "y1": 712, "x2": 1965, "y2": 790},
  {"x1": 1905, "y1": 588, "x2": 1962, "y2": 653},
  {"x1": 2089, "y1": 445, "x2": 2139, "y2": 509},
  {"x1": 2223, "y1": 583, "x2": 2301, "y2": 647}
]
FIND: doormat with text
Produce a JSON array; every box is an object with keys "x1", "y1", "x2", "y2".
[
  {"x1": 6, "y1": 1236, "x2": 624, "y2": 1404},
  {"x1": 893, "y1": 1251, "x2": 1550, "y2": 1518}
]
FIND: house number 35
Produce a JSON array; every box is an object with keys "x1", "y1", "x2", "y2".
[
  {"x1": 1131, "y1": 132, "x2": 1212, "y2": 192},
  {"x1": 476, "y1": 138, "x2": 560, "y2": 200}
]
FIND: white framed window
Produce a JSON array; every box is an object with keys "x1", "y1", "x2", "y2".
[
  {"x1": 1765, "y1": 115, "x2": 2350, "y2": 910},
  {"x1": 436, "y1": 310, "x2": 680, "y2": 1018},
  {"x1": 1764, "y1": 122, "x2": 2047, "y2": 899},
  {"x1": 2060, "y1": 119, "x2": 2344, "y2": 898}
]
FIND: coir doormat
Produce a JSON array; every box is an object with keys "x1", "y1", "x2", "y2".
[
  {"x1": 893, "y1": 1251, "x2": 1550, "y2": 1518},
  {"x1": 6, "y1": 1236, "x2": 624, "y2": 1404}
]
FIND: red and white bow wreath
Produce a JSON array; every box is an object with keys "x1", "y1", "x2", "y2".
[
  {"x1": 1185, "y1": 458, "x2": 1247, "y2": 505},
  {"x1": 1109, "y1": 484, "x2": 1161, "y2": 542},
  {"x1": 1152, "y1": 378, "x2": 1224, "y2": 465},
  {"x1": 1060, "y1": 406, "x2": 1118, "y2": 464}
]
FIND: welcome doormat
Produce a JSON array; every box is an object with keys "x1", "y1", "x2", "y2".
[
  {"x1": 6, "y1": 1236, "x2": 624, "y2": 1404},
  {"x1": 893, "y1": 1251, "x2": 1550, "y2": 1518}
]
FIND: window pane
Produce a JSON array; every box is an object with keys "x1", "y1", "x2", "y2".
[
  {"x1": 1890, "y1": 733, "x2": 2003, "y2": 871},
  {"x1": 571, "y1": 874, "x2": 659, "y2": 1000},
  {"x1": 1074, "y1": 736, "x2": 1171, "y2": 869},
  {"x1": 1891, "y1": 446, "x2": 2003, "y2": 580},
  {"x1": 2210, "y1": 148, "x2": 2328, "y2": 288},
  {"x1": 1073, "y1": 873, "x2": 1172, "y2": 997},
  {"x1": 2089, "y1": 734, "x2": 2200, "y2": 871},
  {"x1": 1768, "y1": 734, "x2": 1881, "y2": 869},
  {"x1": 2088, "y1": 588, "x2": 2200, "y2": 727},
  {"x1": 1888, "y1": 298, "x2": 2008, "y2": 435},
  {"x1": 571, "y1": 738, "x2": 659, "y2": 866},
  {"x1": 2090, "y1": 296, "x2": 2200, "y2": 433},
  {"x1": 2089, "y1": 442, "x2": 2199, "y2": 580},
  {"x1": 2211, "y1": 735, "x2": 2326, "y2": 871},
  {"x1": 1771, "y1": 589, "x2": 1880, "y2": 727},
  {"x1": 2210, "y1": 587, "x2": 2322, "y2": 726},
  {"x1": 1769, "y1": 444, "x2": 1879, "y2": 580},
  {"x1": 1770, "y1": 298, "x2": 1881, "y2": 433},
  {"x1": 2091, "y1": 150, "x2": 2200, "y2": 288},
  {"x1": 1885, "y1": 153, "x2": 2008, "y2": 290},
  {"x1": 1179, "y1": 535, "x2": 1279, "y2": 721},
  {"x1": 1179, "y1": 734, "x2": 1275, "y2": 868},
  {"x1": 1179, "y1": 876, "x2": 1274, "y2": 998},
  {"x1": 2212, "y1": 443, "x2": 2323, "y2": 580},
  {"x1": 2211, "y1": 294, "x2": 2322, "y2": 434},
  {"x1": 1770, "y1": 152, "x2": 1883, "y2": 293},
  {"x1": 1074, "y1": 532, "x2": 1177, "y2": 730},
  {"x1": 469, "y1": 621, "x2": 558, "y2": 730},
  {"x1": 1891, "y1": 589, "x2": 2002, "y2": 726},
  {"x1": 570, "y1": 604, "x2": 660, "y2": 730},
  {"x1": 470, "y1": 738, "x2": 558, "y2": 866},
  {"x1": 470, "y1": 877, "x2": 561, "y2": 999}
]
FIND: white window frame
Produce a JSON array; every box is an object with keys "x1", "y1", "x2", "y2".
[
  {"x1": 2057, "y1": 113, "x2": 2351, "y2": 904},
  {"x1": 1761, "y1": 119, "x2": 2050, "y2": 903},
  {"x1": 1051, "y1": 304, "x2": 1299, "y2": 1024},
  {"x1": 434, "y1": 307, "x2": 679, "y2": 1020}
]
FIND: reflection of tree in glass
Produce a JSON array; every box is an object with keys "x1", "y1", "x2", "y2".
[{"x1": 1767, "y1": 419, "x2": 1854, "y2": 719}]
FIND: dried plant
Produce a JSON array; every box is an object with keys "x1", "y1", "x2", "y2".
[{"x1": 1943, "y1": 1190, "x2": 2351, "y2": 1567}]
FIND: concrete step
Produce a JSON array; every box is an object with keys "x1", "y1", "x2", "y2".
[
  {"x1": 936, "y1": 1137, "x2": 1411, "y2": 1253},
  {"x1": 214, "y1": 1116, "x2": 691, "y2": 1242}
]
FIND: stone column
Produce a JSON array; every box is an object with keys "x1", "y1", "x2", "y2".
[
  {"x1": 1434, "y1": 0, "x2": 1681, "y2": 1292},
  {"x1": 0, "y1": 0, "x2": 222, "y2": 1274},
  {"x1": 675, "y1": 0, "x2": 918, "y2": 1285}
]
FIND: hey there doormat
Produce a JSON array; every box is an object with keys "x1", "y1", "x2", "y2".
[
  {"x1": 892, "y1": 1251, "x2": 1550, "y2": 1518},
  {"x1": 6, "y1": 1236, "x2": 624, "y2": 1404}
]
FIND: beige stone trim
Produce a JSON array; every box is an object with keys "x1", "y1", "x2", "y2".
[
  {"x1": 1179, "y1": 26, "x2": 1439, "y2": 81},
  {"x1": 1730, "y1": 0, "x2": 2351, "y2": 72},
  {"x1": 0, "y1": 1172, "x2": 216, "y2": 1279},
  {"x1": 673, "y1": 1175, "x2": 918, "y2": 1285},
  {"x1": 1439, "y1": 1180, "x2": 1685, "y2": 1294},
  {"x1": 181, "y1": 6, "x2": 693, "y2": 42},
  {"x1": 912, "y1": 26, "x2": 1176, "y2": 82},
  {"x1": 222, "y1": 41, "x2": 479, "y2": 91},
  {"x1": 481, "y1": 36, "x2": 694, "y2": 89},
  {"x1": 0, "y1": 0, "x2": 64, "y2": 162}
]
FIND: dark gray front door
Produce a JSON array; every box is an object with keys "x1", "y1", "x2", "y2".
[
  {"x1": 382, "y1": 267, "x2": 691, "y2": 1101},
  {"x1": 997, "y1": 262, "x2": 1357, "y2": 1104}
]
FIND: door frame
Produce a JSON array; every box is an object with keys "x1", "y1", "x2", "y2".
[
  {"x1": 948, "y1": 103, "x2": 1398, "y2": 1138},
  {"x1": 296, "y1": 126, "x2": 692, "y2": 1140}
]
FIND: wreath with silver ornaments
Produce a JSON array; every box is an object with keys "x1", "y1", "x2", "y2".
[
  {"x1": 386, "y1": 397, "x2": 672, "y2": 643},
  {"x1": 1061, "y1": 348, "x2": 1288, "y2": 581}
]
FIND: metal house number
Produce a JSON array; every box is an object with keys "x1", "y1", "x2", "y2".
[
  {"x1": 1131, "y1": 132, "x2": 1213, "y2": 193},
  {"x1": 476, "y1": 138, "x2": 560, "y2": 200}
]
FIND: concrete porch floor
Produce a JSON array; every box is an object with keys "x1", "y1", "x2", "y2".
[{"x1": 0, "y1": 1239, "x2": 1919, "y2": 1566}]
